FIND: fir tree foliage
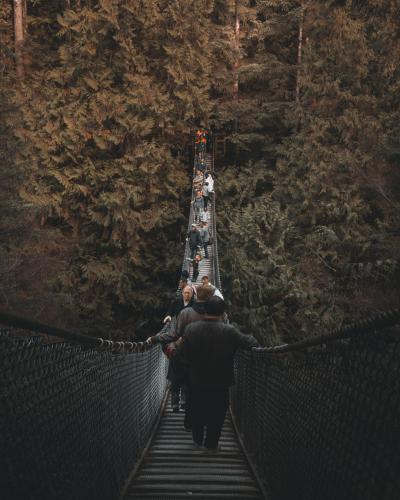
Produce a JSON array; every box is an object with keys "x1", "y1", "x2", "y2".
[
  {"x1": 16, "y1": 0, "x2": 216, "y2": 331},
  {"x1": 1, "y1": 0, "x2": 399, "y2": 342},
  {"x1": 218, "y1": 0, "x2": 400, "y2": 343}
]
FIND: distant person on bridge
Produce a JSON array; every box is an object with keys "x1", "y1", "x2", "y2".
[
  {"x1": 186, "y1": 253, "x2": 202, "y2": 282},
  {"x1": 187, "y1": 224, "x2": 202, "y2": 259},
  {"x1": 200, "y1": 206, "x2": 209, "y2": 223},
  {"x1": 192, "y1": 190, "x2": 204, "y2": 224},
  {"x1": 175, "y1": 284, "x2": 214, "y2": 340},
  {"x1": 176, "y1": 297, "x2": 259, "y2": 452},
  {"x1": 174, "y1": 277, "x2": 189, "y2": 299},
  {"x1": 195, "y1": 158, "x2": 206, "y2": 173},
  {"x1": 163, "y1": 281, "x2": 195, "y2": 324},
  {"x1": 199, "y1": 222, "x2": 211, "y2": 259},
  {"x1": 200, "y1": 275, "x2": 223, "y2": 299},
  {"x1": 147, "y1": 285, "x2": 213, "y2": 346},
  {"x1": 193, "y1": 169, "x2": 203, "y2": 188},
  {"x1": 180, "y1": 270, "x2": 190, "y2": 282},
  {"x1": 202, "y1": 182, "x2": 211, "y2": 210},
  {"x1": 204, "y1": 172, "x2": 214, "y2": 195}
]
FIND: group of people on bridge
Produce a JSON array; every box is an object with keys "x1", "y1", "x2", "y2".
[
  {"x1": 146, "y1": 131, "x2": 258, "y2": 453},
  {"x1": 186, "y1": 130, "x2": 215, "y2": 281}
]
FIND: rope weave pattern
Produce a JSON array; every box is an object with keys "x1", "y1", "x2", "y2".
[
  {"x1": 0, "y1": 329, "x2": 168, "y2": 500},
  {"x1": 231, "y1": 325, "x2": 400, "y2": 500}
]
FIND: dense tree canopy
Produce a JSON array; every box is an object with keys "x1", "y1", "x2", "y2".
[{"x1": 0, "y1": 0, "x2": 399, "y2": 343}]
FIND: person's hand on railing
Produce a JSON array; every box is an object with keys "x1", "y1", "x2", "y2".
[
  {"x1": 163, "y1": 315, "x2": 172, "y2": 324},
  {"x1": 146, "y1": 336, "x2": 156, "y2": 345}
]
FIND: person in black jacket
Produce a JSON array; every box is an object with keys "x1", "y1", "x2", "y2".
[
  {"x1": 187, "y1": 224, "x2": 202, "y2": 259},
  {"x1": 176, "y1": 296, "x2": 259, "y2": 451},
  {"x1": 186, "y1": 253, "x2": 202, "y2": 282},
  {"x1": 147, "y1": 285, "x2": 214, "y2": 421},
  {"x1": 153, "y1": 285, "x2": 195, "y2": 411},
  {"x1": 164, "y1": 280, "x2": 193, "y2": 324}
]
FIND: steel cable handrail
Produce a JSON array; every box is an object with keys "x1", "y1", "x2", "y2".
[
  {"x1": 254, "y1": 307, "x2": 400, "y2": 353},
  {"x1": 210, "y1": 140, "x2": 222, "y2": 291},
  {"x1": 0, "y1": 309, "x2": 165, "y2": 352}
]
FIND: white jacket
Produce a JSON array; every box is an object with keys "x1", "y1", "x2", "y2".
[{"x1": 205, "y1": 174, "x2": 214, "y2": 192}]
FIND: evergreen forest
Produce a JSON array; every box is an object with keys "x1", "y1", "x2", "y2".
[{"x1": 1, "y1": 0, "x2": 399, "y2": 345}]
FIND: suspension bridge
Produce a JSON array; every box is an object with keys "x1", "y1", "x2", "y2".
[{"x1": 0, "y1": 141, "x2": 399, "y2": 500}]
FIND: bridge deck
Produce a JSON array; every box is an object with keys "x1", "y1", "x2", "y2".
[
  {"x1": 185, "y1": 153, "x2": 215, "y2": 286},
  {"x1": 124, "y1": 398, "x2": 264, "y2": 499},
  {"x1": 123, "y1": 151, "x2": 261, "y2": 498}
]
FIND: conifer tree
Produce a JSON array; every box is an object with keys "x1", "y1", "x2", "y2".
[
  {"x1": 158, "y1": 0, "x2": 214, "y2": 127},
  {"x1": 218, "y1": 0, "x2": 400, "y2": 341},
  {"x1": 18, "y1": 0, "x2": 206, "y2": 332}
]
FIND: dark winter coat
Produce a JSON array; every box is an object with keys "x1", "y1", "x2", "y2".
[
  {"x1": 175, "y1": 302, "x2": 207, "y2": 338},
  {"x1": 153, "y1": 302, "x2": 205, "y2": 345},
  {"x1": 187, "y1": 229, "x2": 202, "y2": 249},
  {"x1": 166, "y1": 295, "x2": 195, "y2": 318},
  {"x1": 177, "y1": 319, "x2": 259, "y2": 386}
]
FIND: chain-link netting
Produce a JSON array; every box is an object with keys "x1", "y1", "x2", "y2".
[
  {"x1": 231, "y1": 326, "x2": 400, "y2": 500},
  {"x1": 0, "y1": 329, "x2": 168, "y2": 500}
]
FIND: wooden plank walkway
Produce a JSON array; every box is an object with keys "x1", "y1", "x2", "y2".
[
  {"x1": 123, "y1": 152, "x2": 264, "y2": 499},
  {"x1": 123, "y1": 398, "x2": 264, "y2": 499},
  {"x1": 190, "y1": 153, "x2": 214, "y2": 287}
]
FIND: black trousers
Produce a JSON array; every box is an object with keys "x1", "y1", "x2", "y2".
[
  {"x1": 168, "y1": 351, "x2": 187, "y2": 408},
  {"x1": 187, "y1": 384, "x2": 229, "y2": 448},
  {"x1": 190, "y1": 246, "x2": 196, "y2": 259},
  {"x1": 192, "y1": 263, "x2": 199, "y2": 282},
  {"x1": 171, "y1": 384, "x2": 186, "y2": 406}
]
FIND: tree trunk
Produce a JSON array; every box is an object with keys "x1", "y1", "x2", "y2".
[
  {"x1": 295, "y1": 3, "x2": 304, "y2": 104},
  {"x1": 233, "y1": 0, "x2": 240, "y2": 100},
  {"x1": 13, "y1": 0, "x2": 25, "y2": 78}
]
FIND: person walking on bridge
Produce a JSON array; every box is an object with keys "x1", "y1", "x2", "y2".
[
  {"x1": 147, "y1": 285, "x2": 195, "y2": 412},
  {"x1": 199, "y1": 206, "x2": 209, "y2": 224},
  {"x1": 174, "y1": 284, "x2": 214, "y2": 429},
  {"x1": 202, "y1": 182, "x2": 211, "y2": 210},
  {"x1": 200, "y1": 275, "x2": 223, "y2": 299},
  {"x1": 176, "y1": 297, "x2": 259, "y2": 452},
  {"x1": 186, "y1": 253, "x2": 202, "y2": 282},
  {"x1": 192, "y1": 190, "x2": 204, "y2": 224},
  {"x1": 187, "y1": 224, "x2": 202, "y2": 259},
  {"x1": 204, "y1": 172, "x2": 214, "y2": 195},
  {"x1": 199, "y1": 222, "x2": 211, "y2": 259},
  {"x1": 175, "y1": 284, "x2": 214, "y2": 339},
  {"x1": 163, "y1": 281, "x2": 195, "y2": 324}
]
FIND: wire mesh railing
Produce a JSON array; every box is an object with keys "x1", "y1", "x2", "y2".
[
  {"x1": 231, "y1": 309, "x2": 400, "y2": 500},
  {"x1": 210, "y1": 141, "x2": 222, "y2": 291},
  {"x1": 0, "y1": 325, "x2": 168, "y2": 500},
  {"x1": 0, "y1": 135, "x2": 216, "y2": 500}
]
